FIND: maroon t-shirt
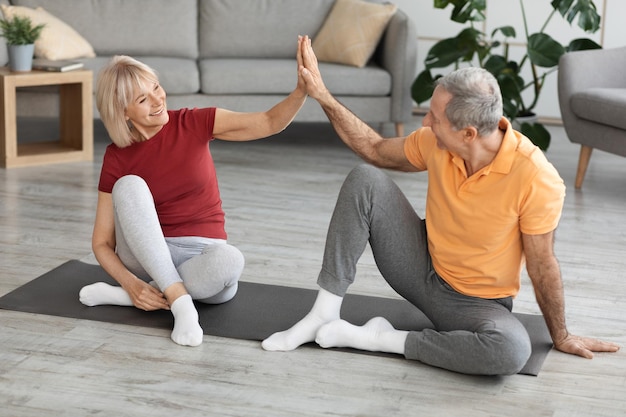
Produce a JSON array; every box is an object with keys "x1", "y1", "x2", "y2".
[{"x1": 98, "y1": 107, "x2": 226, "y2": 239}]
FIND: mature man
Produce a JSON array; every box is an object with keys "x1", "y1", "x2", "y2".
[{"x1": 262, "y1": 36, "x2": 619, "y2": 375}]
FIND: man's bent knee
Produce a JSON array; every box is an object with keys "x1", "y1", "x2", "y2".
[
  {"x1": 489, "y1": 328, "x2": 532, "y2": 375},
  {"x1": 346, "y1": 164, "x2": 387, "y2": 185}
]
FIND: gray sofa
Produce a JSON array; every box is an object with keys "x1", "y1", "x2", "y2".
[
  {"x1": 0, "y1": 0, "x2": 417, "y2": 136},
  {"x1": 558, "y1": 46, "x2": 626, "y2": 188}
]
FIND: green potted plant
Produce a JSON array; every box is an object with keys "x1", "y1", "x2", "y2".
[
  {"x1": 412, "y1": 0, "x2": 602, "y2": 150},
  {"x1": 0, "y1": 15, "x2": 45, "y2": 72}
]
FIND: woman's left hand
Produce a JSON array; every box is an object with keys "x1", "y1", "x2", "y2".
[{"x1": 296, "y1": 35, "x2": 308, "y2": 95}]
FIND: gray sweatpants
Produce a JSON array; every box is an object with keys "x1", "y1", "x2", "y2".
[
  {"x1": 112, "y1": 175, "x2": 244, "y2": 304},
  {"x1": 317, "y1": 164, "x2": 532, "y2": 375}
]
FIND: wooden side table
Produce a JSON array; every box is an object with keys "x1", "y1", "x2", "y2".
[{"x1": 0, "y1": 68, "x2": 93, "y2": 168}]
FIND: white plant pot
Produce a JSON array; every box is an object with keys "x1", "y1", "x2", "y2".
[{"x1": 8, "y1": 44, "x2": 35, "y2": 72}]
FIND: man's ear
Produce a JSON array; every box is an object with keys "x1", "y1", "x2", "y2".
[{"x1": 463, "y1": 126, "x2": 478, "y2": 143}]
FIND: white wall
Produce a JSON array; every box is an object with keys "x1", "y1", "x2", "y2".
[{"x1": 393, "y1": 0, "x2": 624, "y2": 121}]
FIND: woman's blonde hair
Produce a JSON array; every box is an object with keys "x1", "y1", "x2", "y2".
[{"x1": 95, "y1": 55, "x2": 159, "y2": 148}]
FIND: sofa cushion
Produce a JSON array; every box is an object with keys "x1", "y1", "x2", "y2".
[
  {"x1": 199, "y1": 59, "x2": 391, "y2": 96},
  {"x1": 199, "y1": 0, "x2": 335, "y2": 58},
  {"x1": 312, "y1": 0, "x2": 397, "y2": 68},
  {"x1": 0, "y1": 4, "x2": 95, "y2": 60},
  {"x1": 83, "y1": 57, "x2": 200, "y2": 96},
  {"x1": 12, "y1": 0, "x2": 199, "y2": 59},
  {"x1": 571, "y1": 88, "x2": 626, "y2": 130}
]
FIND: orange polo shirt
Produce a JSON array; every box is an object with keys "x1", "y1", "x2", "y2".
[{"x1": 404, "y1": 118, "x2": 565, "y2": 298}]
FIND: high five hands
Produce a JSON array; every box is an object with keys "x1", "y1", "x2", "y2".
[{"x1": 297, "y1": 35, "x2": 330, "y2": 102}]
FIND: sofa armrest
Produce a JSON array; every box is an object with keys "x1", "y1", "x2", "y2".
[
  {"x1": 378, "y1": 9, "x2": 417, "y2": 125},
  {"x1": 558, "y1": 46, "x2": 626, "y2": 132}
]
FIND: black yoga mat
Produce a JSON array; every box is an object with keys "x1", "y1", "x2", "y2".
[{"x1": 0, "y1": 260, "x2": 553, "y2": 376}]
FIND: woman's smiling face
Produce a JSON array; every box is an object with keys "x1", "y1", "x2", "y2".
[{"x1": 124, "y1": 78, "x2": 169, "y2": 140}]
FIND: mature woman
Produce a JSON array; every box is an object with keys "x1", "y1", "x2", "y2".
[{"x1": 79, "y1": 37, "x2": 308, "y2": 347}]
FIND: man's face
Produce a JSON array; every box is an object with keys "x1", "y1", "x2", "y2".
[{"x1": 422, "y1": 86, "x2": 464, "y2": 152}]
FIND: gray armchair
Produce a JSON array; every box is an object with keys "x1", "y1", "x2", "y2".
[{"x1": 557, "y1": 46, "x2": 626, "y2": 188}]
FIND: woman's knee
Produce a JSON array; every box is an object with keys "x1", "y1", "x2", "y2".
[
  {"x1": 205, "y1": 244, "x2": 245, "y2": 277},
  {"x1": 112, "y1": 175, "x2": 149, "y2": 200},
  {"x1": 179, "y1": 244, "x2": 245, "y2": 300},
  {"x1": 193, "y1": 243, "x2": 245, "y2": 286}
]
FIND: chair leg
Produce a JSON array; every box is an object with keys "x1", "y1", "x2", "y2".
[
  {"x1": 575, "y1": 145, "x2": 593, "y2": 189},
  {"x1": 395, "y1": 122, "x2": 404, "y2": 137}
]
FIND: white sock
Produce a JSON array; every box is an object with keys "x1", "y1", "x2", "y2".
[
  {"x1": 79, "y1": 282, "x2": 133, "y2": 307},
  {"x1": 170, "y1": 294, "x2": 203, "y2": 347},
  {"x1": 262, "y1": 288, "x2": 343, "y2": 351},
  {"x1": 315, "y1": 316, "x2": 408, "y2": 355}
]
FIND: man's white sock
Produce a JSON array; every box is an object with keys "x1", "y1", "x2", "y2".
[
  {"x1": 315, "y1": 316, "x2": 408, "y2": 354},
  {"x1": 262, "y1": 288, "x2": 343, "y2": 351}
]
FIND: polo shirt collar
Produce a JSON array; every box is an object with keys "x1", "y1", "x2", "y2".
[
  {"x1": 449, "y1": 117, "x2": 518, "y2": 177},
  {"x1": 489, "y1": 117, "x2": 519, "y2": 175}
]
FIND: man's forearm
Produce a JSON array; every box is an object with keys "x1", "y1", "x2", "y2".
[
  {"x1": 530, "y1": 258, "x2": 569, "y2": 343},
  {"x1": 316, "y1": 92, "x2": 383, "y2": 164}
]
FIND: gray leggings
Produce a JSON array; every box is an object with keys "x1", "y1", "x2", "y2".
[
  {"x1": 112, "y1": 175, "x2": 244, "y2": 304},
  {"x1": 318, "y1": 164, "x2": 532, "y2": 375}
]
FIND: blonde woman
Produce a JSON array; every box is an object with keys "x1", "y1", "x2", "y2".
[{"x1": 80, "y1": 38, "x2": 308, "y2": 347}]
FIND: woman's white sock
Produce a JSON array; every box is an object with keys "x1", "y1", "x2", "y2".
[
  {"x1": 170, "y1": 294, "x2": 203, "y2": 347},
  {"x1": 79, "y1": 282, "x2": 133, "y2": 307}
]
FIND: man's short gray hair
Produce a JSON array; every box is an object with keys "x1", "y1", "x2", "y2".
[{"x1": 435, "y1": 67, "x2": 503, "y2": 137}]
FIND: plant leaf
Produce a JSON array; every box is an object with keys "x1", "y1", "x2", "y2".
[
  {"x1": 551, "y1": 0, "x2": 576, "y2": 18},
  {"x1": 551, "y1": 0, "x2": 601, "y2": 32},
  {"x1": 491, "y1": 25, "x2": 516, "y2": 38},
  {"x1": 424, "y1": 38, "x2": 467, "y2": 68},
  {"x1": 436, "y1": 0, "x2": 487, "y2": 23},
  {"x1": 498, "y1": 73, "x2": 524, "y2": 119},
  {"x1": 527, "y1": 33, "x2": 565, "y2": 68},
  {"x1": 411, "y1": 70, "x2": 436, "y2": 104},
  {"x1": 456, "y1": 27, "x2": 490, "y2": 61},
  {"x1": 0, "y1": 15, "x2": 45, "y2": 44},
  {"x1": 566, "y1": 37, "x2": 601, "y2": 52},
  {"x1": 424, "y1": 28, "x2": 485, "y2": 69},
  {"x1": 483, "y1": 54, "x2": 508, "y2": 75},
  {"x1": 520, "y1": 122, "x2": 551, "y2": 151}
]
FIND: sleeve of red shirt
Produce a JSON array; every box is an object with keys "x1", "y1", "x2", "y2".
[
  {"x1": 178, "y1": 107, "x2": 216, "y2": 142},
  {"x1": 98, "y1": 145, "x2": 122, "y2": 193}
]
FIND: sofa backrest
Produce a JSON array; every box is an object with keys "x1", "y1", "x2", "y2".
[
  {"x1": 10, "y1": 0, "x2": 199, "y2": 59},
  {"x1": 199, "y1": 0, "x2": 335, "y2": 59}
]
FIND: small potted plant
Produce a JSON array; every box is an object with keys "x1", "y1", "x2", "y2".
[
  {"x1": 412, "y1": 0, "x2": 602, "y2": 151},
  {"x1": 0, "y1": 15, "x2": 45, "y2": 72}
]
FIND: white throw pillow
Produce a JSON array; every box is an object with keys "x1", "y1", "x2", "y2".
[{"x1": 1, "y1": 5, "x2": 95, "y2": 60}]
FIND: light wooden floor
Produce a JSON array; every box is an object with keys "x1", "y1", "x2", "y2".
[{"x1": 1, "y1": 116, "x2": 625, "y2": 417}]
